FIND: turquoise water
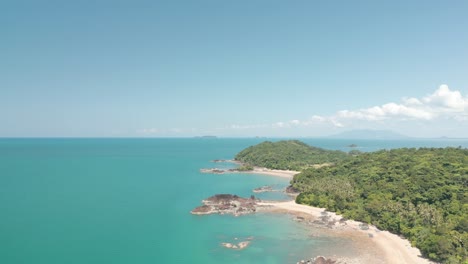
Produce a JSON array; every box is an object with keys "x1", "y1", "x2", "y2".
[{"x1": 1, "y1": 138, "x2": 468, "y2": 264}]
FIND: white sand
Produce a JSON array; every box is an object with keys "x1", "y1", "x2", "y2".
[
  {"x1": 260, "y1": 201, "x2": 436, "y2": 264},
  {"x1": 234, "y1": 166, "x2": 435, "y2": 263},
  {"x1": 245, "y1": 167, "x2": 299, "y2": 178}
]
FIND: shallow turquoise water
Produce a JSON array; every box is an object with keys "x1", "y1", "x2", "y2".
[{"x1": 1, "y1": 138, "x2": 467, "y2": 263}]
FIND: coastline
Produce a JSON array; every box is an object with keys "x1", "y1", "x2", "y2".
[
  {"x1": 244, "y1": 167, "x2": 435, "y2": 263},
  {"x1": 200, "y1": 165, "x2": 299, "y2": 179},
  {"x1": 203, "y1": 165, "x2": 436, "y2": 263},
  {"x1": 259, "y1": 201, "x2": 434, "y2": 264},
  {"x1": 260, "y1": 200, "x2": 436, "y2": 264},
  {"x1": 244, "y1": 167, "x2": 299, "y2": 179}
]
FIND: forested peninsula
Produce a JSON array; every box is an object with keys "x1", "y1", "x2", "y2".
[
  {"x1": 235, "y1": 140, "x2": 348, "y2": 170},
  {"x1": 235, "y1": 140, "x2": 468, "y2": 264}
]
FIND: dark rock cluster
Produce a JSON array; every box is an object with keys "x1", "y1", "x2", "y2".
[
  {"x1": 252, "y1": 185, "x2": 273, "y2": 193},
  {"x1": 297, "y1": 256, "x2": 337, "y2": 264},
  {"x1": 191, "y1": 194, "x2": 258, "y2": 216}
]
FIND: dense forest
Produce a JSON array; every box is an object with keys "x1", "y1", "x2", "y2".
[
  {"x1": 292, "y1": 147, "x2": 467, "y2": 263},
  {"x1": 236, "y1": 141, "x2": 467, "y2": 263},
  {"x1": 234, "y1": 140, "x2": 348, "y2": 170}
]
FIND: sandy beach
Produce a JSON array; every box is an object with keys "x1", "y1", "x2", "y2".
[
  {"x1": 200, "y1": 165, "x2": 300, "y2": 178},
  {"x1": 249, "y1": 168, "x2": 435, "y2": 264},
  {"x1": 259, "y1": 200, "x2": 436, "y2": 264},
  {"x1": 245, "y1": 167, "x2": 300, "y2": 178}
]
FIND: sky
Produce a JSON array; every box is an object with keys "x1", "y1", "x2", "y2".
[{"x1": 1, "y1": 0, "x2": 468, "y2": 138}]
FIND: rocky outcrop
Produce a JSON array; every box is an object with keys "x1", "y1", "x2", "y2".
[
  {"x1": 285, "y1": 185, "x2": 300, "y2": 195},
  {"x1": 200, "y1": 168, "x2": 228, "y2": 174},
  {"x1": 221, "y1": 241, "x2": 251, "y2": 250},
  {"x1": 221, "y1": 236, "x2": 254, "y2": 250},
  {"x1": 297, "y1": 256, "x2": 337, "y2": 264},
  {"x1": 252, "y1": 185, "x2": 273, "y2": 193},
  {"x1": 200, "y1": 168, "x2": 247, "y2": 174},
  {"x1": 211, "y1": 159, "x2": 237, "y2": 163},
  {"x1": 191, "y1": 194, "x2": 259, "y2": 216}
]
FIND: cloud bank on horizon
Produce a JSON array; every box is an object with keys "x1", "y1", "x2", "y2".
[
  {"x1": 224, "y1": 85, "x2": 468, "y2": 137},
  {"x1": 319, "y1": 84, "x2": 468, "y2": 127},
  {"x1": 140, "y1": 85, "x2": 468, "y2": 137}
]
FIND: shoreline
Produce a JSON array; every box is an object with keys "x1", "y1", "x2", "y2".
[
  {"x1": 200, "y1": 166, "x2": 299, "y2": 179},
  {"x1": 237, "y1": 166, "x2": 434, "y2": 263},
  {"x1": 244, "y1": 167, "x2": 299, "y2": 179},
  {"x1": 202, "y1": 162, "x2": 436, "y2": 263},
  {"x1": 260, "y1": 200, "x2": 436, "y2": 264}
]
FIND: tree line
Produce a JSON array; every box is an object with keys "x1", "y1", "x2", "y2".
[{"x1": 235, "y1": 141, "x2": 467, "y2": 263}]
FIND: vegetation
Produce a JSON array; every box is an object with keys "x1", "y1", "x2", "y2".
[
  {"x1": 234, "y1": 140, "x2": 348, "y2": 170},
  {"x1": 292, "y1": 147, "x2": 468, "y2": 263},
  {"x1": 236, "y1": 165, "x2": 254, "y2": 171},
  {"x1": 234, "y1": 140, "x2": 467, "y2": 263}
]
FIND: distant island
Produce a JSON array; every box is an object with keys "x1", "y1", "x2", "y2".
[
  {"x1": 329, "y1": 129, "x2": 409, "y2": 139},
  {"x1": 229, "y1": 140, "x2": 467, "y2": 264}
]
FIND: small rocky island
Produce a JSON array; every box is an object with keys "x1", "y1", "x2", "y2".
[
  {"x1": 200, "y1": 165, "x2": 254, "y2": 174},
  {"x1": 211, "y1": 159, "x2": 237, "y2": 163},
  {"x1": 200, "y1": 168, "x2": 229, "y2": 174},
  {"x1": 221, "y1": 239, "x2": 252, "y2": 250},
  {"x1": 191, "y1": 194, "x2": 260, "y2": 216},
  {"x1": 252, "y1": 185, "x2": 273, "y2": 193}
]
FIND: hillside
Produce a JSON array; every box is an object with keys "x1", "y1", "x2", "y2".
[
  {"x1": 234, "y1": 140, "x2": 348, "y2": 170},
  {"x1": 292, "y1": 147, "x2": 468, "y2": 263}
]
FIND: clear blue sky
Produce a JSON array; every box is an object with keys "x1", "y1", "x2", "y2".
[{"x1": 2, "y1": 0, "x2": 468, "y2": 137}]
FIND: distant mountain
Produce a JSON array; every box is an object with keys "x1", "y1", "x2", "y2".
[{"x1": 329, "y1": 129, "x2": 409, "y2": 140}]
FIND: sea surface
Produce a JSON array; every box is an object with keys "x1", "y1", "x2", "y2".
[{"x1": 1, "y1": 138, "x2": 468, "y2": 264}]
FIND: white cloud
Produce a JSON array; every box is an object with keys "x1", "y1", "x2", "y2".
[
  {"x1": 224, "y1": 85, "x2": 467, "y2": 134},
  {"x1": 330, "y1": 118, "x2": 344, "y2": 127},
  {"x1": 422, "y1": 84, "x2": 468, "y2": 111},
  {"x1": 311, "y1": 115, "x2": 326, "y2": 122},
  {"x1": 170, "y1": 128, "x2": 183, "y2": 133},
  {"x1": 274, "y1": 120, "x2": 303, "y2": 127},
  {"x1": 334, "y1": 85, "x2": 466, "y2": 123},
  {"x1": 337, "y1": 102, "x2": 434, "y2": 121},
  {"x1": 273, "y1": 122, "x2": 287, "y2": 128},
  {"x1": 228, "y1": 124, "x2": 268, "y2": 130},
  {"x1": 301, "y1": 115, "x2": 327, "y2": 126},
  {"x1": 138, "y1": 128, "x2": 159, "y2": 134},
  {"x1": 145, "y1": 85, "x2": 466, "y2": 137},
  {"x1": 289, "y1": 119, "x2": 301, "y2": 126},
  {"x1": 137, "y1": 127, "x2": 185, "y2": 135},
  {"x1": 402, "y1": 97, "x2": 422, "y2": 105}
]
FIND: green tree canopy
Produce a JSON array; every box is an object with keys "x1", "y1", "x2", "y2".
[
  {"x1": 292, "y1": 147, "x2": 468, "y2": 263},
  {"x1": 235, "y1": 141, "x2": 467, "y2": 262},
  {"x1": 234, "y1": 140, "x2": 348, "y2": 170}
]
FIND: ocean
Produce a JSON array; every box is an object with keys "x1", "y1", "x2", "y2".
[{"x1": 1, "y1": 138, "x2": 467, "y2": 264}]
